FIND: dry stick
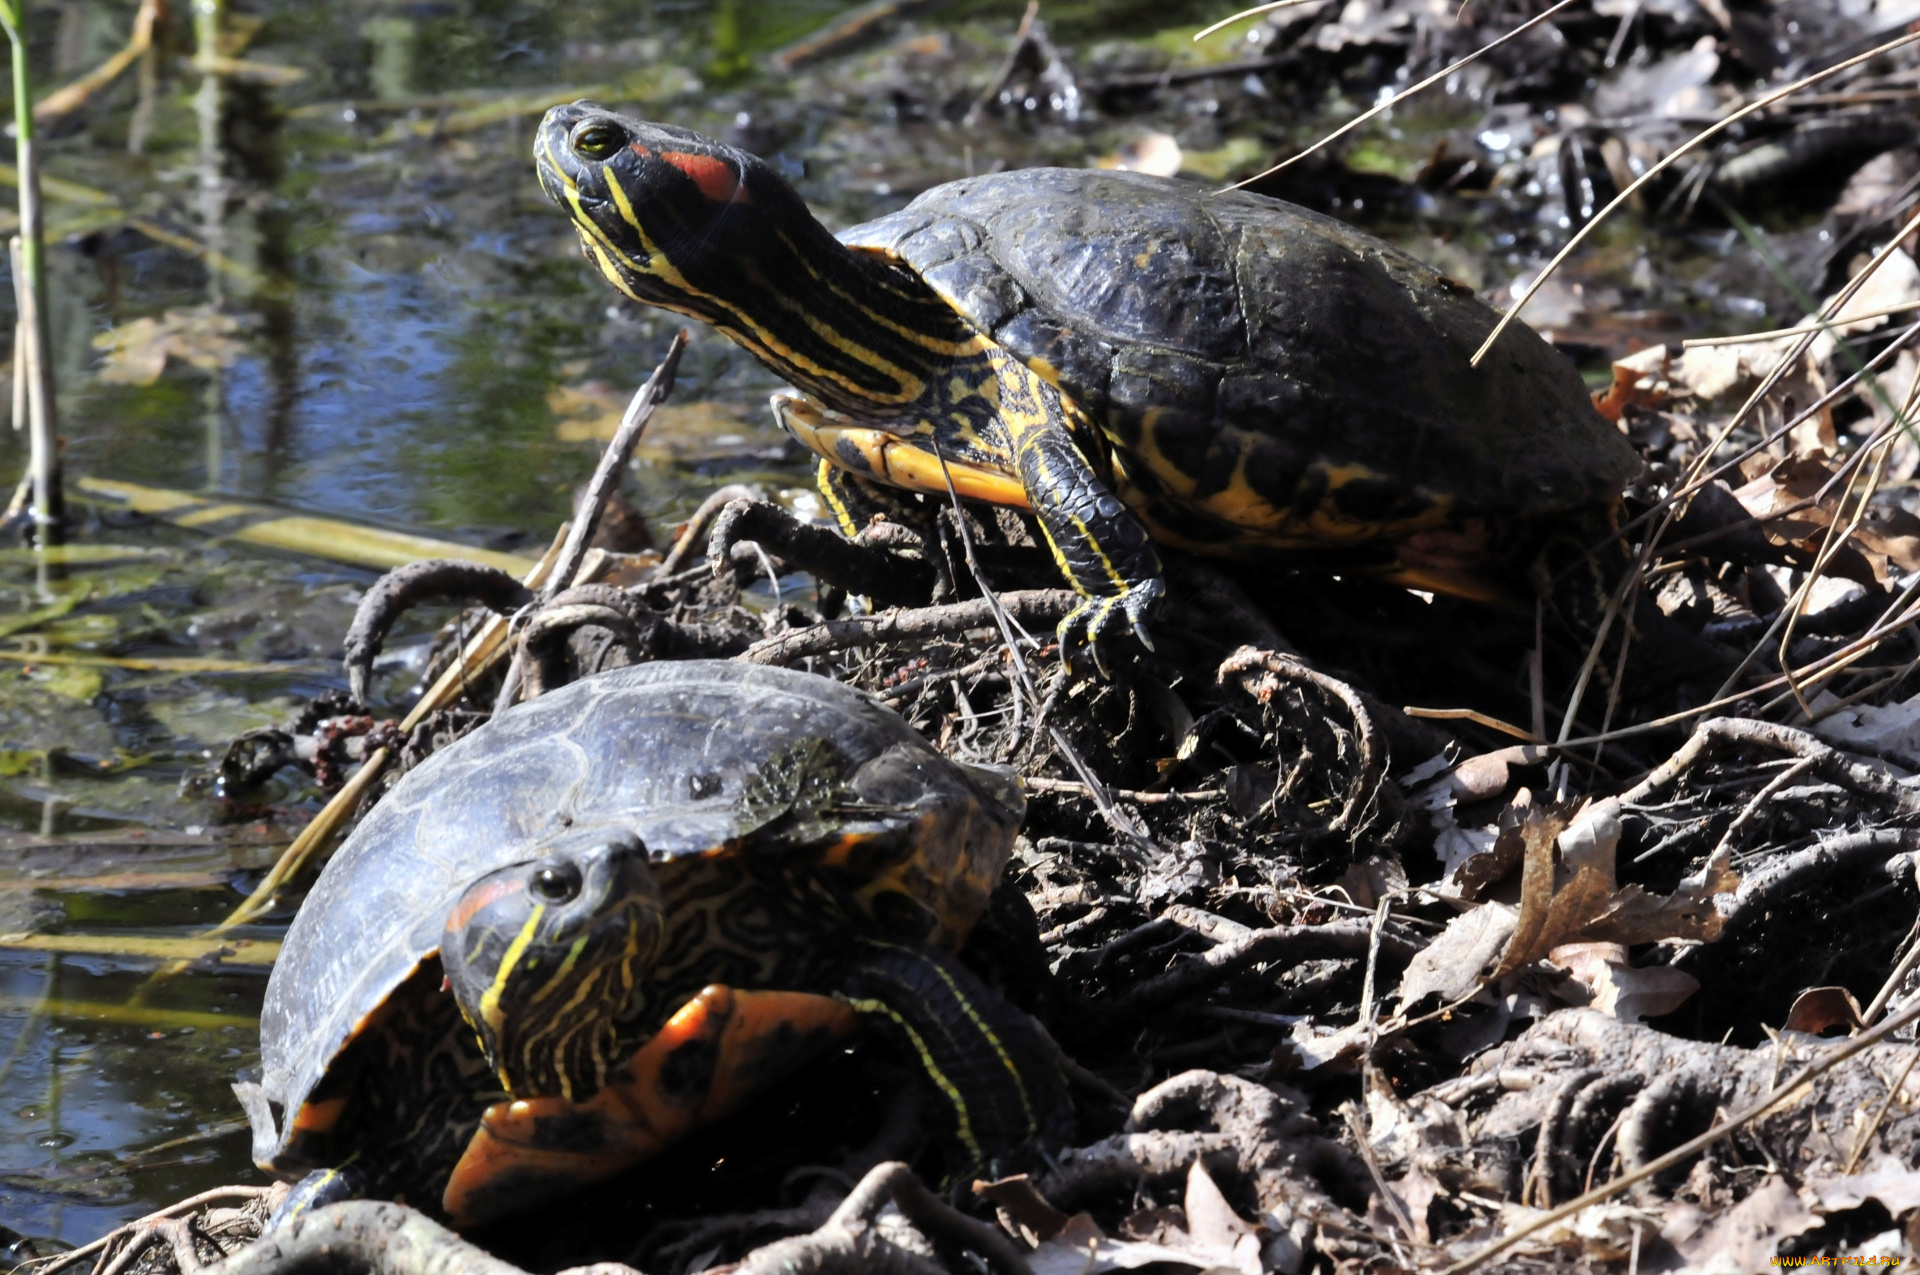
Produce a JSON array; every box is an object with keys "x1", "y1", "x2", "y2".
[
  {"x1": 1775, "y1": 444, "x2": 1891, "y2": 717},
  {"x1": 1845, "y1": 1045, "x2": 1920, "y2": 1175},
  {"x1": 1192, "y1": 0, "x2": 1325, "y2": 41},
  {"x1": 741, "y1": 590, "x2": 1076, "y2": 665},
  {"x1": 657, "y1": 482, "x2": 760, "y2": 577},
  {"x1": 1863, "y1": 914, "x2": 1920, "y2": 1028},
  {"x1": 1632, "y1": 247, "x2": 1920, "y2": 721},
  {"x1": 1442, "y1": 993, "x2": 1920, "y2": 1274},
  {"x1": 1402, "y1": 705, "x2": 1542, "y2": 743},
  {"x1": 929, "y1": 442, "x2": 1159, "y2": 859},
  {"x1": 30, "y1": 0, "x2": 156, "y2": 121},
  {"x1": 1552, "y1": 568, "x2": 1636, "y2": 759},
  {"x1": 549, "y1": 331, "x2": 687, "y2": 607},
  {"x1": 494, "y1": 330, "x2": 687, "y2": 711},
  {"x1": 1475, "y1": 27, "x2": 1920, "y2": 368},
  {"x1": 1683, "y1": 302, "x2": 1920, "y2": 346},
  {"x1": 1571, "y1": 204, "x2": 1920, "y2": 599},
  {"x1": 1709, "y1": 754, "x2": 1816, "y2": 856},
  {"x1": 1617, "y1": 314, "x2": 1920, "y2": 561},
  {"x1": 1226, "y1": 0, "x2": 1584, "y2": 193}
]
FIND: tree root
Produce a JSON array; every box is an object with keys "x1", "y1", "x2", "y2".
[
  {"x1": 712, "y1": 1162, "x2": 1033, "y2": 1275},
  {"x1": 1620, "y1": 716, "x2": 1920, "y2": 816},
  {"x1": 708, "y1": 499, "x2": 934, "y2": 608},
  {"x1": 518, "y1": 583, "x2": 661, "y2": 698},
  {"x1": 741, "y1": 590, "x2": 1077, "y2": 666},
  {"x1": 1220, "y1": 646, "x2": 1389, "y2": 837},
  {"x1": 341, "y1": 560, "x2": 534, "y2": 703},
  {"x1": 1400, "y1": 1007, "x2": 1920, "y2": 1204},
  {"x1": 1037, "y1": 1068, "x2": 1369, "y2": 1264},
  {"x1": 1092, "y1": 919, "x2": 1419, "y2": 1024},
  {"x1": 177, "y1": 1201, "x2": 624, "y2": 1275}
]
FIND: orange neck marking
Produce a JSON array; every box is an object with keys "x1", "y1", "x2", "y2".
[
  {"x1": 444, "y1": 876, "x2": 523, "y2": 936},
  {"x1": 662, "y1": 151, "x2": 748, "y2": 204}
]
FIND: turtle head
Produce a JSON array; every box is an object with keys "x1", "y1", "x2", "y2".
[
  {"x1": 534, "y1": 102, "x2": 809, "y2": 316},
  {"x1": 441, "y1": 831, "x2": 663, "y2": 1103}
]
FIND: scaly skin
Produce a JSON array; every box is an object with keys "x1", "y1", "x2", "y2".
[{"x1": 533, "y1": 102, "x2": 1165, "y2": 665}]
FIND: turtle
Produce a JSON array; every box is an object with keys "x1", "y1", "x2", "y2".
[
  {"x1": 532, "y1": 104, "x2": 1642, "y2": 665},
  {"x1": 233, "y1": 659, "x2": 1065, "y2": 1229}
]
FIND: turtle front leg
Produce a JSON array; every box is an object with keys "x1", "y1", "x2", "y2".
[{"x1": 987, "y1": 349, "x2": 1164, "y2": 670}]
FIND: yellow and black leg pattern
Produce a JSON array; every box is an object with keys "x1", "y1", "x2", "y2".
[
  {"x1": 837, "y1": 940, "x2": 1071, "y2": 1180},
  {"x1": 988, "y1": 351, "x2": 1163, "y2": 667},
  {"x1": 815, "y1": 458, "x2": 929, "y2": 540}
]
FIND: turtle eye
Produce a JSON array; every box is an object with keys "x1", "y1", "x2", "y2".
[
  {"x1": 529, "y1": 861, "x2": 582, "y2": 904},
  {"x1": 570, "y1": 123, "x2": 622, "y2": 161}
]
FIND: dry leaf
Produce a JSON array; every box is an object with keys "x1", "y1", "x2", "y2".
[
  {"x1": 1782, "y1": 985, "x2": 1864, "y2": 1035},
  {"x1": 1099, "y1": 131, "x2": 1182, "y2": 177},
  {"x1": 974, "y1": 1175, "x2": 1071, "y2": 1242},
  {"x1": 1730, "y1": 453, "x2": 1900, "y2": 584},
  {"x1": 1803, "y1": 1157, "x2": 1920, "y2": 1219},
  {"x1": 1807, "y1": 247, "x2": 1920, "y2": 367},
  {"x1": 1182, "y1": 1161, "x2": 1263, "y2": 1275},
  {"x1": 1548, "y1": 940, "x2": 1700, "y2": 1022},
  {"x1": 1423, "y1": 799, "x2": 1738, "y2": 997},
  {"x1": 1449, "y1": 745, "x2": 1551, "y2": 802},
  {"x1": 1806, "y1": 686, "x2": 1920, "y2": 757},
  {"x1": 1399, "y1": 903, "x2": 1518, "y2": 1006},
  {"x1": 1489, "y1": 801, "x2": 1601, "y2": 983},
  {"x1": 93, "y1": 306, "x2": 249, "y2": 386},
  {"x1": 1592, "y1": 344, "x2": 1671, "y2": 423},
  {"x1": 1445, "y1": 789, "x2": 1540, "y2": 901},
  {"x1": 1662, "y1": 1176, "x2": 1818, "y2": 1272}
]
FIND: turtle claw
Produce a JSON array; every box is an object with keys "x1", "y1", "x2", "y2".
[{"x1": 1056, "y1": 580, "x2": 1164, "y2": 674}]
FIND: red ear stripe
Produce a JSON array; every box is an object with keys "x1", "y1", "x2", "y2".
[
  {"x1": 661, "y1": 151, "x2": 749, "y2": 204},
  {"x1": 444, "y1": 876, "x2": 525, "y2": 937}
]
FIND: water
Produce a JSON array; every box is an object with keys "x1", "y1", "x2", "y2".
[{"x1": 0, "y1": 0, "x2": 1800, "y2": 1251}]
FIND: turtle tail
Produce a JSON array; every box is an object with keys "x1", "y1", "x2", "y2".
[{"x1": 837, "y1": 941, "x2": 1072, "y2": 1181}]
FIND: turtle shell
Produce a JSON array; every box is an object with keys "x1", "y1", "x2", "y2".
[
  {"x1": 244, "y1": 659, "x2": 1022, "y2": 1176},
  {"x1": 840, "y1": 168, "x2": 1640, "y2": 537}
]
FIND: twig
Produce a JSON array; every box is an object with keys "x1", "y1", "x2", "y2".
[
  {"x1": 1402, "y1": 706, "x2": 1542, "y2": 743},
  {"x1": 1844, "y1": 1045, "x2": 1919, "y2": 1174},
  {"x1": 1863, "y1": 913, "x2": 1920, "y2": 1028},
  {"x1": 1024, "y1": 776, "x2": 1223, "y2": 805},
  {"x1": 1475, "y1": 28, "x2": 1920, "y2": 367},
  {"x1": 1682, "y1": 302, "x2": 1920, "y2": 346},
  {"x1": 1193, "y1": 0, "x2": 1324, "y2": 41},
  {"x1": 741, "y1": 590, "x2": 1076, "y2": 665},
  {"x1": 658, "y1": 483, "x2": 759, "y2": 577},
  {"x1": 1220, "y1": 647, "x2": 1385, "y2": 835},
  {"x1": 546, "y1": 331, "x2": 687, "y2": 606},
  {"x1": 31, "y1": 0, "x2": 157, "y2": 120},
  {"x1": 496, "y1": 331, "x2": 687, "y2": 710},
  {"x1": 1228, "y1": 0, "x2": 1582, "y2": 193},
  {"x1": 1707, "y1": 755, "x2": 1817, "y2": 857},
  {"x1": 926, "y1": 440, "x2": 1158, "y2": 858},
  {"x1": 1095, "y1": 921, "x2": 1417, "y2": 1021}
]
